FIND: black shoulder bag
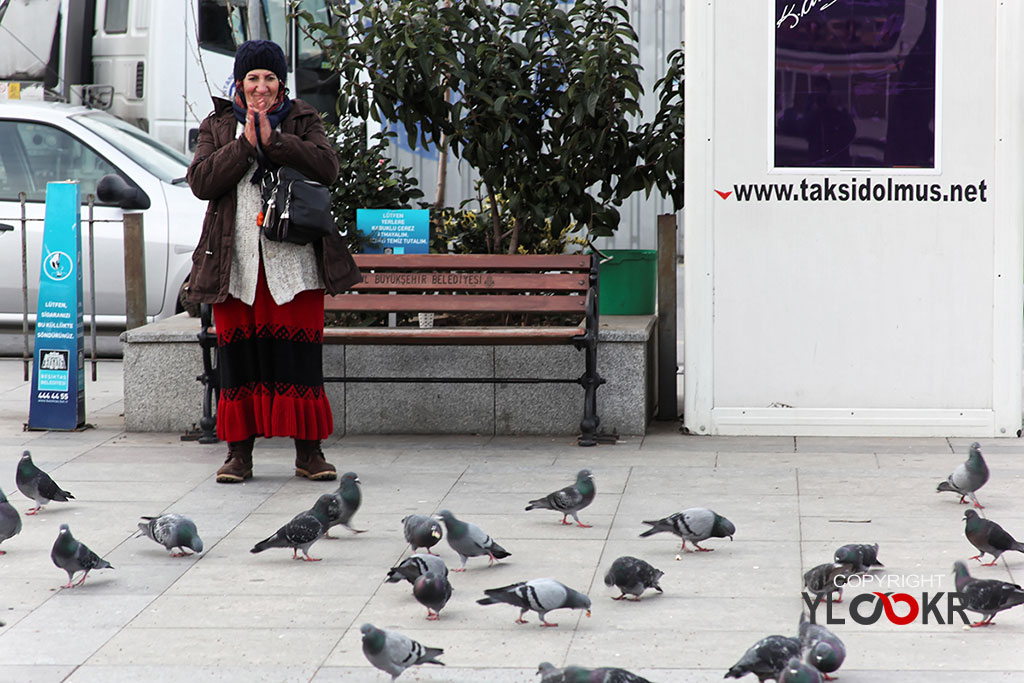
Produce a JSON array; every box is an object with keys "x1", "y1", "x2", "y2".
[{"x1": 259, "y1": 166, "x2": 336, "y2": 245}]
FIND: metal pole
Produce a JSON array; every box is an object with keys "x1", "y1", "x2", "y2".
[
  {"x1": 123, "y1": 213, "x2": 147, "y2": 331},
  {"x1": 656, "y1": 213, "x2": 678, "y2": 420},
  {"x1": 19, "y1": 192, "x2": 29, "y2": 381},
  {"x1": 87, "y1": 195, "x2": 97, "y2": 380}
]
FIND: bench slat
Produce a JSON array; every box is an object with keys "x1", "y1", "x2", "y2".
[
  {"x1": 323, "y1": 325, "x2": 586, "y2": 345},
  {"x1": 325, "y1": 293, "x2": 587, "y2": 313},
  {"x1": 353, "y1": 254, "x2": 591, "y2": 271},
  {"x1": 353, "y1": 272, "x2": 588, "y2": 292}
]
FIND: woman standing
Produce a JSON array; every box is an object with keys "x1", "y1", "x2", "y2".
[{"x1": 186, "y1": 40, "x2": 360, "y2": 483}]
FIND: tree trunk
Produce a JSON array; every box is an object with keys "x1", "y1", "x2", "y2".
[
  {"x1": 507, "y1": 216, "x2": 521, "y2": 254},
  {"x1": 487, "y1": 183, "x2": 502, "y2": 254}
]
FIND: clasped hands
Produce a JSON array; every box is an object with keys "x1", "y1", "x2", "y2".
[{"x1": 243, "y1": 103, "x2": 273, "y2": 148}]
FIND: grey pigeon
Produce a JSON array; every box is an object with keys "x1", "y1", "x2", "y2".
[
  {"x1": 803, "y1": 562, "x2": 854, "y2": 603},
  {"x1": 778, "y1": 656, "x2": 823, "y2": 683},
  {"x1": 603, "y1": 555, "x2": 664, "y2": 600},
  {"x1": 0, "y1": 486, "x2": 22, "y2": 553},
  {"x1": 937, "y1": 441, "x2": 989, "y2": 508},
  {"x1": 964, "y1": 509, "x2": 1024, "y2": 566},
  {"x1": 413, "y1": 570, "x2": 453, "y2": 620},
  {"x1": 137, "y1": 513, "x2": 203, "y2": 556},
  {"x1": 724, "y1": 635, "x2": 801, "y2": 681},
  {"x1": 639, "y1": 507, "x2": 735, "y2": 558},
  {"x1": 50, "y1": 523, "x2": 113, "y2": 588},
  {"x1": 436, "y1": 509, "x2": 510, "y2": 571},
  {"x1": 477, "y1": 578, "x2": 591, "y2": 627},
  {"x1": 250, "y1": 493, "x2": 334, "y2": 561},
  {"x1": 16, "y1": 450, "x2": 74, "y2": 515},
  {"x1": 326, "y1": 471, "x2": 365, "y2": 538},
  {"x1": 360, "y1": 622, "x2": 444, "y2": 680},
  {"x1": 953, "y1": 559, "x2": 1024, "y2": 627},
  {"x1": 798, "y1": 613, "x2": 845, "y2": 680},
  {"x1": 386, "y1": 553, "x2": 448, "y2": 584},
  {"x1": 525, "y1": 469, "x2": 596, "y2": 527},
  {"x1": 537, "y1": 661, "x2": 652, "y2": 682},
  {"x1": 832, "y1": 543, "x2": 883, "y2": 574},
  {"x1": 402, "y1": 513, "x2": 443, "y2": 554}
]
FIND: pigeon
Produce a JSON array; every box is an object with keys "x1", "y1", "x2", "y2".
[
  {"x1": 724, "y1": 635, "x2": 801, "y2": 682},
  {"x1": 477, "y1": 578, "x2": 591, "y2": 627},
  {"x1": 803, "y1": 562, "x2": 854, "y2": 603},
  {"x1": 360, "y1": 623, "x2": 444, "y2": 680},
  {"x1": 953, "y1": 559, "x2": 1024, "y2": 627},
  {"x1": 402, "y1": 513, "x2": 443, "y2": 554},
  {"x1": 833, "y1": 543, "x2": 883, "y2": 574},
  {"x1": 603, "y1": 555, "x2": 664, "y2": 600},
  {"x1": 137, "y1": 513, "x2": 203, "y2": 556},
  {"x1": 525, "y1": 469, "x2": 596, "y2": 527},
  {"x1": 963, "y1": 509, "x2": 1024, "y2": 566},
  {"x1": 50, "y1": 524, "x2": 113, "y2": 588},
  {"x1": 639, "y1": 507, "x2": 735, "y2": 558},
  {"x1": 250, "y1": 493, "x2": 334, "y2": 561},
  {"x1": 16, "y1": 450, "x2": 74, "y2": 515},
  {"x1": 798, "y1": 613, "x2": 845, "y2": 680},
  {"x1": 778, "y1": 656, "x2": 823, "y2": 683},
  {"x1": 436, "y1": 509, "x2": 511, "y2": 571},
  {"x1": 386, "y1": 553, "x2": 449, "y2": 584},
  {"x1": 537, "y1": 661, "x2": 652, "y2": 682},
  {"x1": 413, "y1": 570, "x2": 453, "y2": 620},
  {"x1": 0, "y1": 486, "x2": 22, "y2": 553},
  {"x1": 325, "y1": 471, "x2": 365, "y2": 538},
  {"x1": 937, "y1": 441, "x2": 989, "y2": 508}
]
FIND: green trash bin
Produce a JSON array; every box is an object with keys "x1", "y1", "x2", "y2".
[{"x1": 596, "y1": 249, "x2": 657, "y2": 315}]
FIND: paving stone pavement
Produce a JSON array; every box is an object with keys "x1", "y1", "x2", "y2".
[{"x1": 1, "y1": 358, "x2": 1023, "y2": 682}]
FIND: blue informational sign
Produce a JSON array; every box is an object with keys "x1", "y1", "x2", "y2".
[
  {"x1": 28, "y1": 182, "x2": 85, "y2": 430},
  {"x1": 357, "y1": 209, "x2": 430, "y2": 254}
]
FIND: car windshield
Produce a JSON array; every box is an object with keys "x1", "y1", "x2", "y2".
[{"x1": 72, "y1": 112, "x2": 191, "y2": 182}]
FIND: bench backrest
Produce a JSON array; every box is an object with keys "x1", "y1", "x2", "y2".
[{"x1": 325, "y1": 254, "x2": 597, "y2": 315}]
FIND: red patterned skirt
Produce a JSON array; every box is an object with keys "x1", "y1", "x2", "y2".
[{"x1": 212, "y1": 268, "x2": 333, "y2": 442}]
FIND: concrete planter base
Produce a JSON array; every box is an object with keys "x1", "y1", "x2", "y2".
[{"x1": 122, "y1": 313, "x2": 656, "y2": 436}]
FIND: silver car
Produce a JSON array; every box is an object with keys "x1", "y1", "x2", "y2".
[{"x1": 0, "y1": 101, "x2": 204, "y2": 327}]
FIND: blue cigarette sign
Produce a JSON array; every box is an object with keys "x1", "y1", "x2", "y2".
[
  {"x1": 357, "y1": 209, "x2": 430, "y2": 254},
  {"x1": 29, "y1": 182, "x2": 85, "y2": 430}
]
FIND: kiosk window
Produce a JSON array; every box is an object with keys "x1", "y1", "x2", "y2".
[{"x1": 775, "y1": 0, "x2": 937, "y2": 169}]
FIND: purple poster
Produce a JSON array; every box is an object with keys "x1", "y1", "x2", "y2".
[{"x1": 775, "y1": 0, "x2": 936, "y2": 169}]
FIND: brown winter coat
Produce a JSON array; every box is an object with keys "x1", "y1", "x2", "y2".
[{"x1": 184, "y1": 97, "x2": 361, "y2": 304}]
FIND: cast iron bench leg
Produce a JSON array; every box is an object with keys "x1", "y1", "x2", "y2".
[{"x1": 197, "y1": 304, "x2": 219, "y2": 444}]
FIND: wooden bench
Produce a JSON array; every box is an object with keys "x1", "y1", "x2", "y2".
[{"x1": 197, "y1": 253, "x2": 609, "y2": 446}]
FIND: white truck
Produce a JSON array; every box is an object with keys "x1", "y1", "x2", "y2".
[
  {"x1": 0, "y1": 0, "x2": 340, "y2": 331},
  {"x1": 0, "y1": 0, "x2": 340, "y2": 153}
]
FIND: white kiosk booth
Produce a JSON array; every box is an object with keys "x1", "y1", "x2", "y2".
[{"x1": 684, "y1": 1, "x2": 1024, "y2": 437}]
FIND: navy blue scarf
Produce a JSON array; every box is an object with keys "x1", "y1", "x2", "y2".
[{"x1": 233, "y1": 88, "x2": 292, "y2": 185}]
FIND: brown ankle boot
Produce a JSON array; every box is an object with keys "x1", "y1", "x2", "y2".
[
  {"x1": 217, "y1": 436, "x2": 254, "y2": 483},
  {"x1": 294, "y1": 439, "x2": 337, "y2": 481}
]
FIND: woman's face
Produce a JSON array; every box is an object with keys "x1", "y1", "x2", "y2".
[{"x1": 242, "y1": 69, "x2": 280, "y2": 111}]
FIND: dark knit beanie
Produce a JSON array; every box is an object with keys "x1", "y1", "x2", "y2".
[{"x1": 233, "y1": 40, "x2": 288, "y2": 83}]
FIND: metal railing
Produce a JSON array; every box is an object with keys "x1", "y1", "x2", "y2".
[{"x1": 2, "y1": 192, "x2": 125, "y2": 382}]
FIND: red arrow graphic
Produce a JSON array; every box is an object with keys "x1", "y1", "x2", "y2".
[{"x1": 714, "y1": 190, "x2": 732, "y2": 200}]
